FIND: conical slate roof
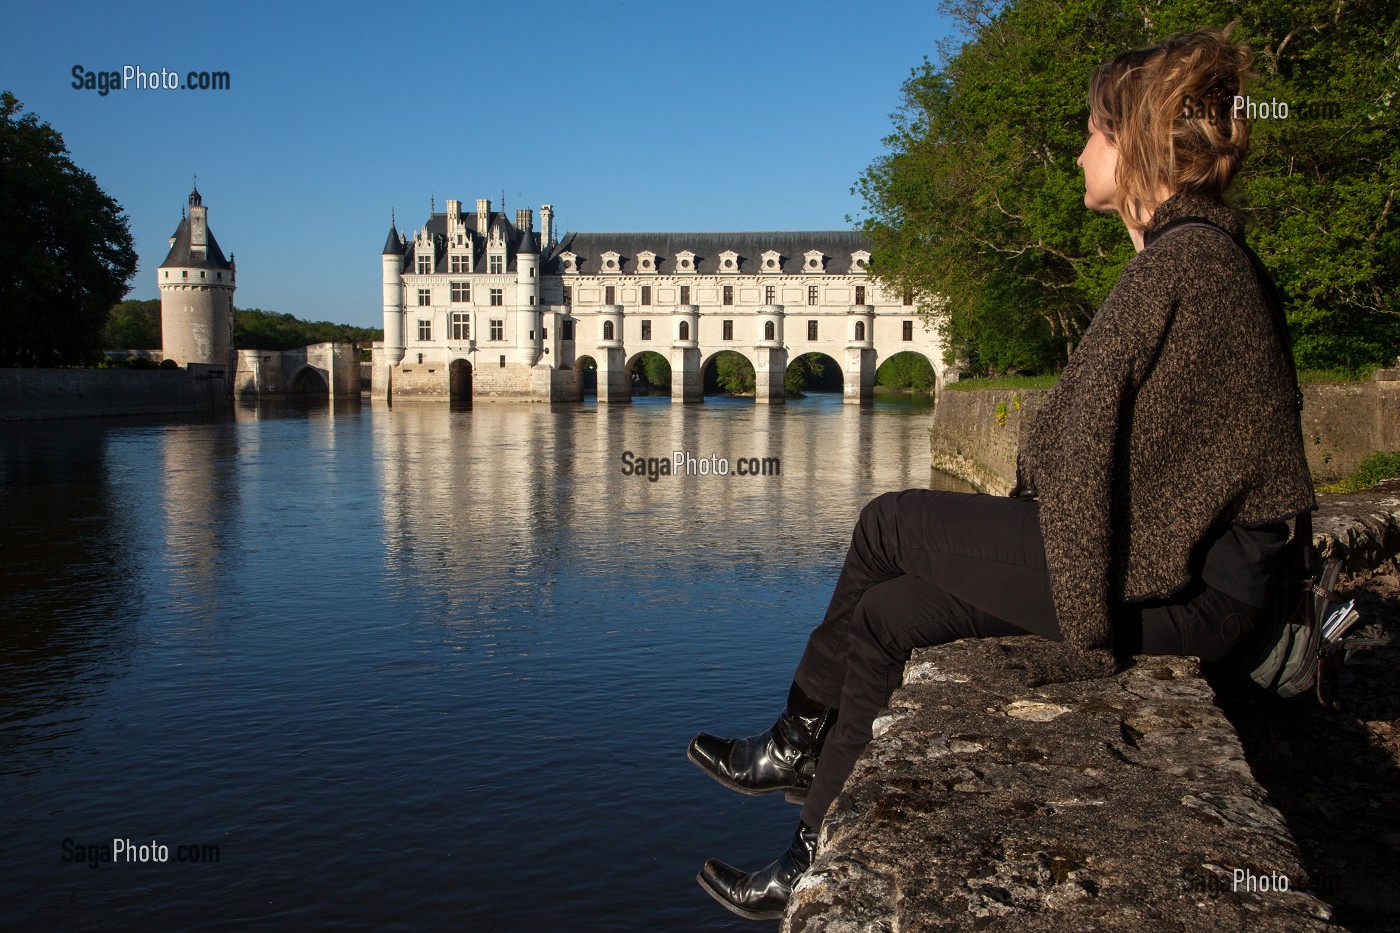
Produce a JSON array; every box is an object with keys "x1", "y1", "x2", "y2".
[
  {"x1": 159, "y1": 216, "x2": 233, "y2": 270},
  {"x1": 382, "y1": 222, "x2": 405, "y2": 256}
]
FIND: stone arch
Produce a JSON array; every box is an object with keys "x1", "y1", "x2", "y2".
[
  {"x1": 449, "y1": 358, "x2": 472, "y2": 409},
  {"x1": 625, "y1": 350, "x2": 672, "y2": 398},
  {"x1": 289, "y1": 365, "x2": 328, "y2": 397},
  {"x1": 874, "y1": 350, "x2": 938, "y2": 394},
  {"x1": 576, "y1": 354, "x2": 598, "y2": 397},
  {"x1": 700, "y1": 349, "x2": 757, "y2": 399},
  {"x1": 785, "y1": 351, "x2": 843, "y2": 396}
]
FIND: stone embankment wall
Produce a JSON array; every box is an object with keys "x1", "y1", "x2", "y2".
[
  {"x1": 784, "y1": 482, "x2": 1400, "y2": 932},
  {"x1": 931, "y1": 369, "x2": 1400, "y2": 493},
  {"x1": 0, "y1": 365, "x2": 230, "y2": 421}
]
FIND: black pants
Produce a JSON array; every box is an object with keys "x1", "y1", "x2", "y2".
[{"x1": 791, "y1": 489, "x2": 1263, "y2": 828}]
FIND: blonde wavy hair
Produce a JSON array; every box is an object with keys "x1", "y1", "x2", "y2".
[{"x1": 1089, "y1": 26, "x2": 1255, "y2": 229}]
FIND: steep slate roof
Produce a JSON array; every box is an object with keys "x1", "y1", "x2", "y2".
[
  {"x1": 404, "y1": 210, "x2": 529, "y2": 273},
  {"x1": 382, "y1": 222, "x2": 405, "y2": 256},
  {"x1": 543, "y1": 230, "x2": 870, "y2": 276},
  {"x1": 159, "y1": 216, "x2": 234, "y2": 270}
]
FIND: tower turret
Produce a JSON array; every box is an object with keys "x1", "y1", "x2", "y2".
[
  {"x1": 158, "y1": 182, "x2": 235, "y2": 368},
  {"x1": 381, "y1": 214, "x2": 406, "y2": 370},
  {"x1": 512, "y1": 218, "x2": 541, "y2": 365}
]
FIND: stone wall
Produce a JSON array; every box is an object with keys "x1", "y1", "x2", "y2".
[
  {"x1": 931, "y1": 374, "x2": 1400, "y2": 492},
  {"x1": 784, "y1": 484, "x2": 1400, "y2": 932},
  {"x1": 0, "y1": 366, "x2": 230, "y2": 420}
]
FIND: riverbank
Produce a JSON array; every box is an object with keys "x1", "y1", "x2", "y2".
[{"x1": 0, "y1": 365, "x2": 231, "y2": 420}]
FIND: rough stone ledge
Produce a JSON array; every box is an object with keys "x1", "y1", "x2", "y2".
[
  {"x1": 785, "y1": 641, "x2": 1333, "y2": 932},
  {"x1": 785, "y1": 486, "x2": 1400, "y2": 932}
]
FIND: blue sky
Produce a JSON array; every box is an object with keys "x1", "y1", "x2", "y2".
[{"x1": 11, "y1": 1, "x2": 960, "y2": 328}]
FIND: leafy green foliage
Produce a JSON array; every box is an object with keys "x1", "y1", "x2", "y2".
[
  {"x1": 857, "y1": 0, "x2": 1400, "y2": 377},
  {"x1": 630, "y1": 351, "x2": 671, "y2": 390},
  {"x1": 944, "y1": 372, "x2": 1059, "y2": 391},
  {"x1": 104, "y1": 299, "x2": 162, "y2": 348},
  {"x1": 708, "y1": 351, "x2": 755, "y2": 395},
  {"x1": 0, "y1": 92, "x2": 138, "y2": 366},
  {"x1": 233, "y1": 308, "x2": 381, "y2": 351},
  {"x1": 1317, "y1": 450, "x2": 1400, "y2": 493},
  {"x1": 875, "y1": 351, "x2": 938, "y2": 391},
  {"x1": 785, "y1": 352, "x2": 841, "y2": 395}
]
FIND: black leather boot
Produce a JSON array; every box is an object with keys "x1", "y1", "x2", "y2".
[
  {"x1": 697, "y1": 820, "x2": 819, "y2": 921},
  {"x1": 687, "y1": 681, "x2": 837, "y2": 802}
]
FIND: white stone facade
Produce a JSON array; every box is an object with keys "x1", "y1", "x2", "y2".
[{"x1": 374, "y1": 198, "x2": 945, "y2": 404}]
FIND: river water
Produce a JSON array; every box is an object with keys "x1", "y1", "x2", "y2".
[{"x1": 1, "y1": 392, "x2": 971, "y2": 931}]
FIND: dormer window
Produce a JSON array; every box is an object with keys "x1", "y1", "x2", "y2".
[
  {"x1": 718, "y1": 249, "x2": 740, "y2": 273},
  {"x1": 417, "y1": 252, "x2": 432, "y2": 274},
  {"x1": 600, "y1": 250, "x2": 621, "y2": 273},
  {"x1": 851, "y1": 250, "x2": 871, "y2": 273},
  {"x1": 803, "y1": 250, "x2": 826, "y2": 273},
  {"x1": 636, "y1": 250, "x2": 657, "y2": 273},
  {"x1": 675, "y1": 250, "x2": 696, "y2": 274},
  {"x1": 489, "y1": 254, "x2": 504, "y2": 275},
  {"x1": 761, "y1": 250, "x2": 782, "y2": 272},
  {"x1": 559, "y1": 251, "x2": 578, "y2": 274}
]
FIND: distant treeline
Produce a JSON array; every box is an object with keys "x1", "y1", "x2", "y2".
[{"x1": 105, "y1": 299, "x2": 383, "y2": 352}]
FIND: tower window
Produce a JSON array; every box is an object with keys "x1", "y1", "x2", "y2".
[
  {"x1": 679, "y1": 321, "x2": 690, "y2": 340},
  {"x1": 603, "y1": 320, "x2": 615, "y2": 340},
  {"x1": 418, "y1": 319, "x2": 432, "y2": 341},
  {"x1": 490, "y1": 288, "x2": 503, "y2": 306},
  {"x1": 855, "y1": 321, "x2": 866, "y2": 341},
  {"x1": 451, "y1": 282, "x2": 470, "y2": 303},
  {"x1": 490, "y1": 319, "x2": 504, "y2": 341},
  {"x1": 807, "y1": 286, "x2": 819, "y2": 306},
  {"x1": 452, "y1": 312, "x2": 470, "y2": 340},
  {"x1": 418, "y1": 288, "x2": 432, "y2": 306},
  {"x1": 562, "y1": 320, "x2": 575, "y2": 340},
  {"x1": 764, "y1": 321, "x2": 775, "y2": 340}
]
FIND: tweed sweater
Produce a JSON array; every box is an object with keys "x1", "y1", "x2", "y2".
[{"x1": 1011, "y1": 191, "x2": 1316, "y2": 669}]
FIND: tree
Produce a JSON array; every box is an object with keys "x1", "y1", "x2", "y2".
[
  {"x1": 103, "y1": 298, "x2": 162, "y2": 349},
  {"x1": 858, "y1": 0, "x2": 1399, "y2": 376},
  {"x1": 0, "y1": 92, "x2": 138, "y2": 366},
  {"x1": 711, "y1": 351, "x2": 755, "y2": 395}
]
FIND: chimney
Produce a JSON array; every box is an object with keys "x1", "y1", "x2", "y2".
[
  {"x1": 476, "y1": 198, "x2": 490, "y2": 235},
  {"x1": 540, "y1": 204, "x2": 554, "y2": 246},
  {"x1": 515, "y1": 208, "x2": 532, "y2": 233},
  {"x1": 447, "y1": 199, "x2": 461, "y2": 229}
]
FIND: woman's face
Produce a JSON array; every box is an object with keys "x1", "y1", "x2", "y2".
[{"x1": 1077, "y1": 117, "x2": 1119, "y2": 213}]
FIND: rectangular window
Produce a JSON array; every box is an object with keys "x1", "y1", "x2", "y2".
[
  {"x1": 723, "y1": 319, "x2": 733, "y2": 341},
  {"x1": 490, "y1": 319, "x2": 504, "y2": 341},
  {"x1": 807, "y1": 320, "x2": 818, "y2": 341},
  {"x1": 902, "y1": 320, "x2": 914, "y2": 341},
  {"x1": 605, "y1": 285, "x2": 616, "y2": 304},
  {"x1": 723, "y1": 285, "x2": 734, "y2": 306},
  {"x1": 807, "y1": 285, "x2": 819, "y2": 306},
  {"x1": 451, "y1": 312, "x2": 469, "y2": 341},
  {"x1": 641, "y1": 320, "x2": 652, "y2": 341},
  {"x1": 489, "y1": 254, "x2": 504, "y2": 275},
  {"x1": 417, "y1": 253, "x2": 432, "y2": 274},
  {"x1": 562, "y1": 319, "x2": 575, "y2": 340},
  {"x1": 451, "y1": 282, "x2": 470, "y2": 303},
  {"x1": 563, "y1": 286, "x2": 572, "y2": 306},
  {"x1": 764, "y1": 285, "x2": 775, "y2": 305},
  {"x1": 417, "y1": 288, "x2": 432, "y2": 306},
  {"x1": 450, "y1": 254, "x2": 469, "y2": 273},
  {"x1": 855, "y1": 285, "x2": 866, "y2": 305},
  {"x1": 490, "y1": 288, "x2": 503, "y2": 306},
  {"x1": 641, "y1": 285, "x2": 651, "y2": 306},
  {"x1": 418, "y1": 319, "x2": 431, "y2": 341},
  {"x1": 680, "y1": 285, "x2": 691, "y2": 305}
]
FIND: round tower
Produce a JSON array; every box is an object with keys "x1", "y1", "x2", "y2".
[
  {"x1": 512, "y1": 218, "x2": 540, "y2": 365},
  {"x1": 381, "y1": 216, "x2": 406, "y2": 366},
  {"x1": 158, "y1": 184, "x2": 236, "y2": 368}
]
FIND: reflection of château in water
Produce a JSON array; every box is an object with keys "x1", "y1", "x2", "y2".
[
  {"x1": 158, "y1": 184, "x2": 358, "y2": 400},
  {"x1": 374, "y1": 198, "x2": 947, "y2": 406}
]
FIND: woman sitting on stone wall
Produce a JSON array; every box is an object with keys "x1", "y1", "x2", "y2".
[{"x1": 689, "y1": 25, "x2": 1315, "y2": 922}]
